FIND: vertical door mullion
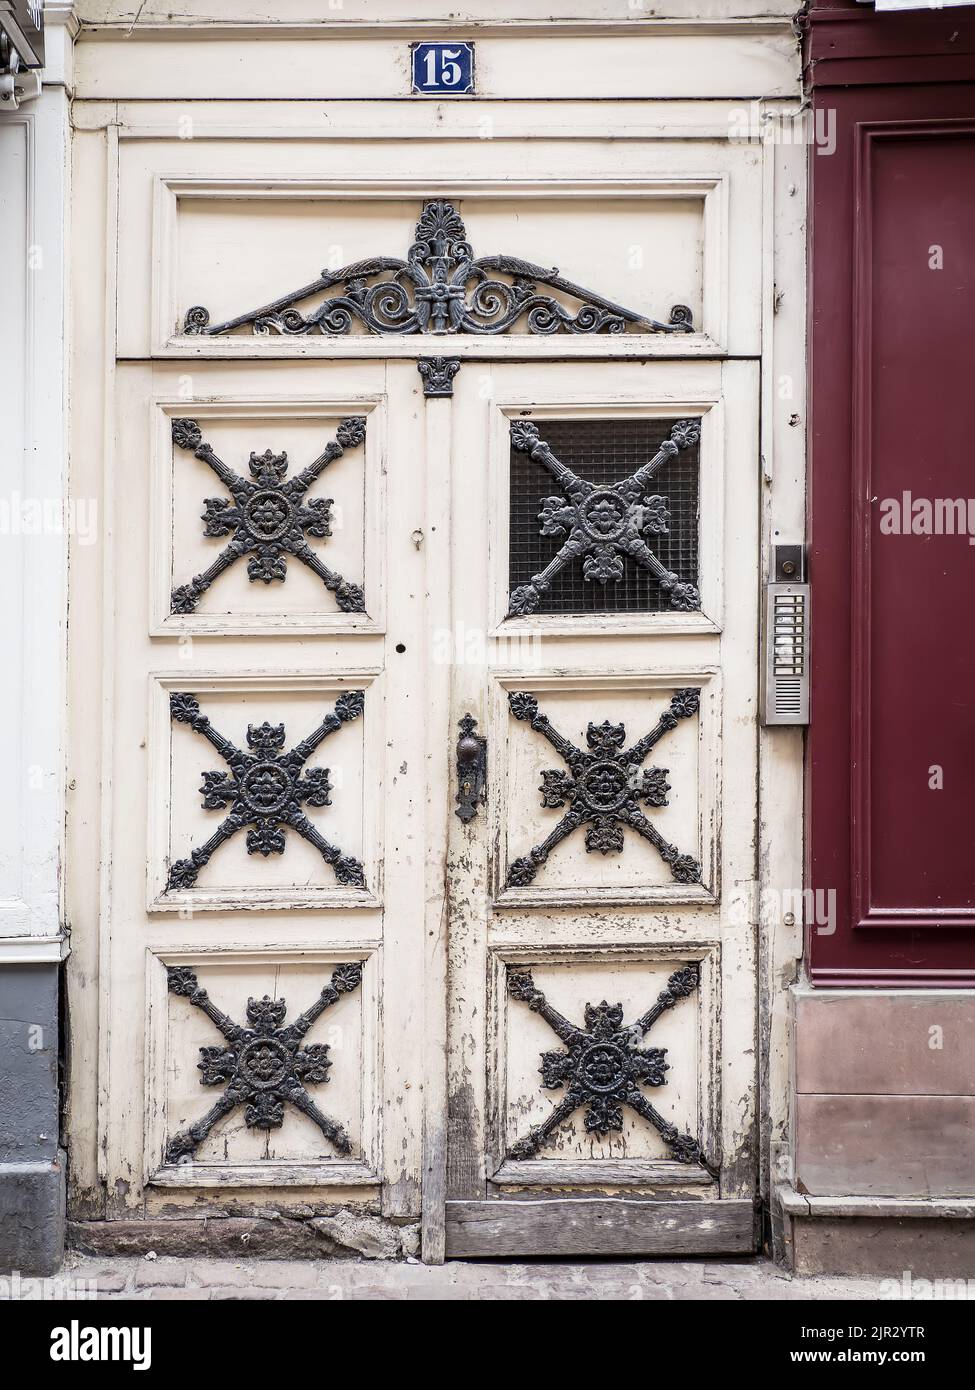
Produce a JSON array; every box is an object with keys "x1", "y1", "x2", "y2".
[
  {"x1": 418, "y1": 373, "x2": 454, "y2": 1263},
  {"x1": 380, "y1": 362, "x2": 430, "y2": 1224},
  {"x1": 444, "y1": 362, "x2": 494, "y2": 1209}
]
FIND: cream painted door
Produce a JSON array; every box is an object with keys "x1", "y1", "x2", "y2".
[
  {"x1": 89, "y1": 350, "x2": 760, "y2": 1257},
  {"x1": 443, "y1": 358, "x2": 760, "y2": 1257},
  {"x1": 69, "y1": 164, "x2": 766, "y2": 1258},
  {"x1": 96, "y1": 357, "x2": 433, "y2": 1245}
]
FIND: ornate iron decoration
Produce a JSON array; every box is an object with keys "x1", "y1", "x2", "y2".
[
  {"x1": 417, "y1": 356, "x2": 461, "y2": 397},
  {"x1": 169, "y1": 416, "x2": 366, "y2": 615},
  {"x1": 508, "y1": 418, "x2": 702, "y2": 617},
  {"x1": 182, "y1": 200, "x2": 694, "y2": 339},
  {"x1": 165, "y1": 963, "x2": 363, "y2": 1163},
  {"x1": 505, "y1": 689, "x2": 702, "y2": 888},
  {"x1": 167, "y1": 690, "x2": 366, "y2": 891},
  {"x1": 455, "y1": 713, "x2": 487, "y2": 824},
  {"x1": 505, "y1": 964, "x2": 715, "y2": 1174}
]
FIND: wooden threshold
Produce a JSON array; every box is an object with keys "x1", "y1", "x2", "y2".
[{"x1": 445, "y1": 1198, "x2": 757, "y2": 1258}]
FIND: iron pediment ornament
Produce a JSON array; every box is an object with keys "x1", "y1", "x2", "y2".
[{"x1": 181, "y1": 200, "x2": 695, "y2": 339}]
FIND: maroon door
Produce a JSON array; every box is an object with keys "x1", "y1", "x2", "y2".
[{"x1": 806, "y1": 2, "x2": 975, "y2": 985}]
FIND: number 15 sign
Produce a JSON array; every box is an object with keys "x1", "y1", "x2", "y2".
[{"x1": 411, "y1": 42, "x2": 475, "y2": 96}]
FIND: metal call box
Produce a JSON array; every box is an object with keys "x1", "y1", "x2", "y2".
[{"x1": 761, "y1": 544, "x2": 809, "y2": 726}]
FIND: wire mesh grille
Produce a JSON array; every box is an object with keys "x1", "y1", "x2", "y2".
[{"x1": 508, "y1": 417, "x2": 700, "y2": 614}]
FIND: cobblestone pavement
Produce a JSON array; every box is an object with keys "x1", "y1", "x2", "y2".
[{"x1": 27, "y1": 1253, "x2": 883, "y2": 1300}]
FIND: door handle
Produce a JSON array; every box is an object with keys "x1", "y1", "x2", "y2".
[{"x1": 455, "y1": 714, "x2": 487, "y2": 823}]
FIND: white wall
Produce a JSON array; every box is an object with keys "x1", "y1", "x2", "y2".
[{"x1": 0, "y1": 5, "x2": 76, "y2": 963}]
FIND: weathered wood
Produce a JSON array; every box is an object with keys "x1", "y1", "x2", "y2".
[
  {"x1": 420, "y1": 392, "x2": 454, "y2": 1265},
  {"x1": 491, "y1": 1159, "x2": 713, "y2": 1188},
  {"x1": 148, "y1": 1161, "x2": 377, "y2": 1189},
  {"x1": 445, "y1": 1198, "x2": 756, "y2": 1258}
]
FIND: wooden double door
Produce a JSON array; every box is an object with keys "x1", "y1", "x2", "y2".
[{"x1": 68, "y1": 183, "x2": 761, "y2": 1258}]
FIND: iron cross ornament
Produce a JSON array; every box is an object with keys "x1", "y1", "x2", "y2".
[
  {"x1": 167, "y1": 690, "x2": 367, "y2": 891},
  {"x1": 506, "y1": 964, "x2": 715, "y2": 1174},
  {"x1": 169, "y1": 415, "x2": 367, "y2": 615},
  {"x1": 506, "y1": 689, "x2": 703, "y2": 888},
  {"x1": 507, "y1": 417, "x2": 702, "y2": 617},
  {"x1": 165, "y1": 963, "x2": 363, "y2": 1163}
]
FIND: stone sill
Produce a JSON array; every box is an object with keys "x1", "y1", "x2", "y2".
[
  {"x1": 0, "y1": 935, "x2": 69, "y2": 964},
  {"x1": 777, "y1": 1185, "x2": 975, "y2": 1221}
]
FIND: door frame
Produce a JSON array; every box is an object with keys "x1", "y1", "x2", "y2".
[{"x1": 64, "y1": 109, "x2": 807, "y2": 1263}]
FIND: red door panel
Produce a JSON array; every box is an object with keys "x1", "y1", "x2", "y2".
[{"x1": 806, "y1": 4, "x2": 975, "y2": 984}]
